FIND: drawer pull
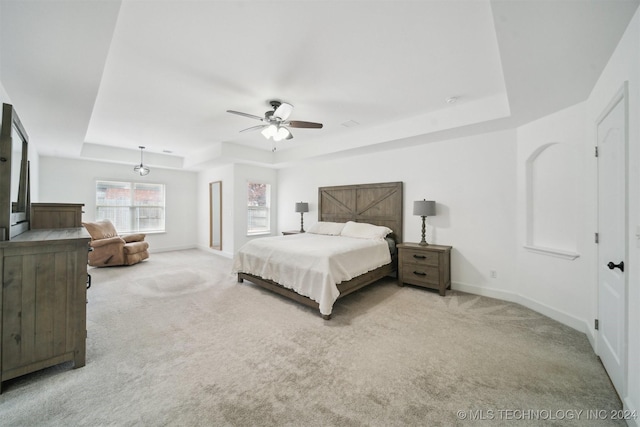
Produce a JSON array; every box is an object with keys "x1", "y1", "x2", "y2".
[
  {"x1": 413, "y1": 271, "x2": 426, "y2": 276},
  {"x1": 413, "y1": 254, "x2": 426, "y2": 259}
]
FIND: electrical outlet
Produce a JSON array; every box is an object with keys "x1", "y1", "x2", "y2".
[{"x1": 490, "y1": 270, "x2": 497, "y2": 279}]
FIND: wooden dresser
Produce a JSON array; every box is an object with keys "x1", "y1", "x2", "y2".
[
  {"x1": 0, "y1": 228, "x2": 90, "y2": 393},
  {"x1": 30, "y1": 203, "x2": 84, "y2": 229},
  {"x1": 397, "y1": 242, "x2": 452, "y2": 296}
]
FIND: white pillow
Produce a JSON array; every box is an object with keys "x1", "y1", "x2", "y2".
[
  {"x1": 340, "y1": 221, "x2": 392, "y2": 240},
  {"x1": 307, "y1": 221, "x2": 346, "y2": 236}
]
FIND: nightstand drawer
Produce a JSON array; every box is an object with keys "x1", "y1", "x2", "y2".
[
  {"x1": 401, "y1": 249, "x2": 439, "y2": 266},
  {"x1": 402, "y1": 263, "x2": 440, "y2": 286}
]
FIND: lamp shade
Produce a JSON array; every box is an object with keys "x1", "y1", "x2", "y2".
[
  {"x1": 274, "y1": 126, "x2": 291, "y2": 141},
  {"x1": 413, "y1": 200, "x2": 436, "y2": 216},
  {"x1": 261, "y1": 125, "x2": 277, "y2": 139},
  {"x1": 295, "y1": 202, "x2": 309, "y2": 213},
  {"x1": 134, "y1": 164, "x2": 150, "y2": 176}
]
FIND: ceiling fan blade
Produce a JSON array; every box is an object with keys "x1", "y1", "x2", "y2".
[
  {"x1": 273, "y1": 102, "x2": 293, "y2": 121},
  {"x1": 227, "y1": 110, "x2": 264, "y2": 121},
  {"x1": 287, "y1": 120, "x2": 323, "y2": 129},
  {"x1": 240, "y1": 124, "x2": 268, "y2": 133}
]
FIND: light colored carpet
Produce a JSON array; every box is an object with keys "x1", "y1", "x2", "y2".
[{"x1": 0, "y1": 249, "x2": 623, "y2": 426}]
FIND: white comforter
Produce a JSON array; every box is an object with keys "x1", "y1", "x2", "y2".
[{"x1": 232, "y1": 233, "x2": 391, "y2": 316}]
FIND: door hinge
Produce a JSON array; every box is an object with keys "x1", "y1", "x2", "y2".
[
  {"x1": 595, "y1": 232, "x2": 599, "y2": 244},
  {"x1": 595, "y1": 146, "x2": 599, "y2": 157},
  {"x1": 595, "y1": 319, "x2": 599, "y2": 330}
]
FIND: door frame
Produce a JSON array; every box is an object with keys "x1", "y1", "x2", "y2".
[{"x1": 595, "y1": 81, "x2": 629, "y2": 397}]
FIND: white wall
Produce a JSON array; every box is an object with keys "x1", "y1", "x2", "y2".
[
  {"x1": 38, "y1": 156, "x2": 198, "y2": 252},
  {"x1": 196, "y1": 163, "x2": 277, "y2": 257},
  {"x1": 233, "y1": 163, "x2": 278, "y2": 251},
  {"x1": 586, "y1": 8, "x2": 640, "y2": 424},
  {"x1": 0, "y1": 82, "x2": 9, "y2": 103},
  {"x1": 515, "y1": 103, "x2": 591, "y2": 332},
  {"x1": 277, "y1": 129, "x2": 519, "y2": 295}
]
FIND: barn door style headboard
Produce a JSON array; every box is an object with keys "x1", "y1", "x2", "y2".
[{"x1": 318, "y1": 181, "x2": 403, "y2": 243}]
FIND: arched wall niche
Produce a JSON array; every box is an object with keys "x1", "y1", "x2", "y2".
[{"x1": 524, "y1": 142, "x2": 580, "y2": 260}]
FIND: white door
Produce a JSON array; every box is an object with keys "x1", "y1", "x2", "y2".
[{"x1": 596, "y1": 83, "x2": 627, "y2": 396}]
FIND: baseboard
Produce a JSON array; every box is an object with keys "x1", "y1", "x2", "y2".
[
  {"x1": 583, "y1": 320, "x2": 597, "y2": 349},
  {"x1": 452, "y1": 281, "x2": 589, "y2": 334},
  {"x1": 149, "y1": 244, "x2": 197, "y2": 253},
  {"x1": 151, "y1": 244, "x2": 233, "y2": 259},
  {"x1": 623, "y1": 396, "x2": 639, "y2": 427},
  {"x1": 195, "y1": 243, "x2": 233, "y2": 259}
]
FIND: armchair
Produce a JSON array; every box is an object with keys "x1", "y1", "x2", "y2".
[{"x1": 82, "y1": 219, "x2": 149, "y2": 267}]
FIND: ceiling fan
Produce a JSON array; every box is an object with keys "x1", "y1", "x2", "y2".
[{"x1": 227, "y1": 100, "x2": 323, "y2": 150}]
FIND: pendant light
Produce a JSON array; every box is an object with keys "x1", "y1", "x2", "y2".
[{"x1": 133, "y1": 146, "x2": 150, "y2": 176}]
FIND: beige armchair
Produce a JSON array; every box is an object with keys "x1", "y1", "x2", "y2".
[{"x1": 82, "y1": 219, "x2": 149, "y2": 267}]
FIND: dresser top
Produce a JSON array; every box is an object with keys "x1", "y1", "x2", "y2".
[
  {"x1": 1, "y1": 227, "x2": 90, "y2": 247},
  {"x1": 31, "y1": 203, "x2": 85, "y2": 208}
]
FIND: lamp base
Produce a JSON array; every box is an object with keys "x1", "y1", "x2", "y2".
[{"x1": 419, "y1": 216, "x2": 429, "y2": 245}]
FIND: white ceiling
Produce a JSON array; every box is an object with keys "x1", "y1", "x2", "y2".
[{"x1": 1, "y1": 0, "x2": 638, "y2": 170}]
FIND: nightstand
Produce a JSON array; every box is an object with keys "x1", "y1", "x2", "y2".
[
  {"x1": 282, "y1": 230, "x2": 304, "y2": 236},
  {"x1": 397, "y1": 243, "x2": 452, "y2": 296}
]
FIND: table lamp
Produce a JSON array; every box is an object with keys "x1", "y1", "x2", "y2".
[
  {"x1": 413, "y1": 200, "x2": 436, "y2": 245},
  {"x1": 295, "y1": 202, "x2": 309, "y2": 232}
]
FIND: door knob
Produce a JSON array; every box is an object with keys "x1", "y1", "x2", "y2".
[{"x1": 607, "y1": 261, "x2": 624, "y2": 272}]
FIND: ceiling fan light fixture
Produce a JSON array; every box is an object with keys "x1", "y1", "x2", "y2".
[
  {"x1": 261, "y1": 124, "x2": 278, "y2": 139},
  {"x1": 274, "y1": 126, "x2": 291, "y2": 141},
  {"x1": 261, "y1": 124, "x2": 291, "y2": 142},
  {"x1": 227, "y1": 100, "x2": 321, "y2": 150}
]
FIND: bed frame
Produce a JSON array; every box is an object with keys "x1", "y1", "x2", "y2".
[{"x1": 238, "y1": 181, "x2": 403, "y2": 319}]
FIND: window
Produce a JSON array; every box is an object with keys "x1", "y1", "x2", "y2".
[
  {"x1": 96, "y1": 180, "x2": 165, "y2": 233},
  {"x1": 247, "y1": 182, "x2": 270, "y2": 235}
]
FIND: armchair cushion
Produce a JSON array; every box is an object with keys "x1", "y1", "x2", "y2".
[
  {"x1": 83, "y1": 219, "x2": 118, "y2": 240},
  {"x1": 123, "y1": 233, "x2": 146, "y2": 243},
  {"x1": 89, "y1": 236, "x2": 126, "y2": 248},
  {"x1": 123, "y1": 241, "x2": 149, "y2": 255}
]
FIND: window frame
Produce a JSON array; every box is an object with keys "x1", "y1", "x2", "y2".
[
  {"x1": 95, "y1": 180, "x2": 166, "y2": 234},
  {"x1": 246, "y1": 181, "x2": 271, "y2": 236}
]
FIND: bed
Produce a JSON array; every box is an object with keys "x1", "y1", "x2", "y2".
[{"x1": 233, "y1": 181, "x2": 403, "y2": 319}]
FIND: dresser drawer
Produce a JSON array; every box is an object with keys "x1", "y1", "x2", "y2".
[
  {"x1": 401, "y1": 249, "x2": 439, "y2": 266},
  {"x1": 402, "y1": 263, "x2": 440, "y2": 286}
]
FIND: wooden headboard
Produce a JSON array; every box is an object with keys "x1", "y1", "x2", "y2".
[{"x1": 318, "y1": 181, "x2": 403, "y2": 243}]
